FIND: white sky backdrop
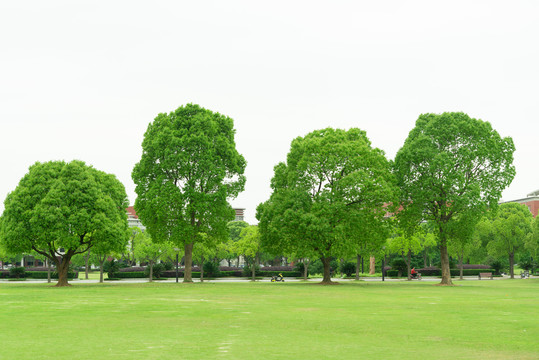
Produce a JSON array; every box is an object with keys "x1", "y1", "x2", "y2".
[{"x1": 1, "y1": 1, "x2": 538, "y2": 224}]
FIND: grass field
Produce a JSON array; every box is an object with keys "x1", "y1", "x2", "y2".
[{"x1": 1, "y1": 279, "x2": 538, "y2": 360}]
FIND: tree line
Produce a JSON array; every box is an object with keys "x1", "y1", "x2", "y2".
[{"x1": 1, "y1": 104, "x2": 534, "y2": 286}]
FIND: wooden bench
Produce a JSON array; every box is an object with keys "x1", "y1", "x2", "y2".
[{"x1": 478, "y1": 272, "x2": 493, "y2": 280}]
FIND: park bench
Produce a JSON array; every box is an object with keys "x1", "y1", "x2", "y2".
[{"x1": 478, "y1": 272, "x2": 493, "y2": 280}]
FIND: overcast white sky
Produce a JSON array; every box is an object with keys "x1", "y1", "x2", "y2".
[{"x1": 1, "y1": 1, "x2": 538, "y2": 224}]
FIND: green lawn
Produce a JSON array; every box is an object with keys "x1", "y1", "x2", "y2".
[{"x1": 1, "y1": 279, "x2": 538, "y2": 359}]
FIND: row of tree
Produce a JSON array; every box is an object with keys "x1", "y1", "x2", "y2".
[{"x1": 0, "y1": 105, "x2": 523, "y2": 286}]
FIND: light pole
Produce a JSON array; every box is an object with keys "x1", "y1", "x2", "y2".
[
  {"x1": 381, "y1": 246, "x2": 386, "y2": 282},
  {"x1": 174, "y1": 248, "x2": 180, "y2": 283}
]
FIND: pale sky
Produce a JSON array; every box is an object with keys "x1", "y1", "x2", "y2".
[{"x1": 1, "y1": 1, "x2": 538, "y2": 224}]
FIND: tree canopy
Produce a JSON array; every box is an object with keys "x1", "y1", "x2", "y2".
[
  {"x1": 477, "y1": 203, "x2": 533, "y2": 279},
  {"x1": 132, "y1": 103, "x2": 246, "y2": 282},
  {"x1": 393, "y1": 112, "x2": 515, "y2": 285},
  {"x1": 0, "y1": 160, "x2": 128, "y2": 286},
  {"x1": 257, "y1": 127, "x2": 397, "y2": 284}
]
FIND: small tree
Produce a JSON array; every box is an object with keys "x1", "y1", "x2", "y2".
[
  {"x1": 232, "y1": 225, "x2": 262, "y2": 281},
  {"x1": 133, "y1": 231, "x2": 174, "y2": 282},
  {"x1": 484, "y1": 203, "x2": 533, "y2": 279}
]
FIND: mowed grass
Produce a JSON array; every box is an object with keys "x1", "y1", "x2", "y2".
[{"x1": 1, "y1": 280, "x2": 538, "y2": 360}]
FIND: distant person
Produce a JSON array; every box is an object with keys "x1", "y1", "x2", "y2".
[{"x1": 411, "y1": 268, "x2": 417, "y2": 279}]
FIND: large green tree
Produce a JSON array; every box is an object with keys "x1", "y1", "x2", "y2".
[
  {"x1": 0, "y1": 160, "x2": 128, "y2": 286},
  {"x1": 478, "y1": 203, "x2": 533, "y2": 279},
  {"x1": 393, "y1": 112, "x2": 515, "y2": 285},
  {"x1": 132, "y1": 104, "x2": 246, "y2": 282},
  {"x1": 257, "y1": 128, "x2": 396, "y2": 284}
]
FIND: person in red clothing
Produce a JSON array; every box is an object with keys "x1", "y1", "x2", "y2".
[{"x1": 411, "y1": 267, "x2": 417, "y2": 279}]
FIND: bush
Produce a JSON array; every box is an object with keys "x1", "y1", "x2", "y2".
[
  {"x1": 145, "y1": 263, "x2": 166, "y2": 279},
  {"x1": 391, "y1": 259, "x2": 407, "y2": 276},
  {"x1": 340, "y1": 262, "x2": 355, "y2": 277},
  {"x1": 489, "y1": 259, "x2": 506, "y2": 275},
  {"x1": 518, "y1": 258, "x2": 536, "y2": 272},
  {"x1": 28, "y1": 271, "x2": 78, "y2": 279},
  {"x1": 203, "y1": 261, "x2": 221, "y2": 277},
  {"x1": 115, "y1": 271, "x2": 147, "y2": 278},
  {"x1": 9, "y1": 267, "x2": 26, "y2": 279},
  {"x1": 104, "y1": 260, "x2": 120, "y2": 278}
]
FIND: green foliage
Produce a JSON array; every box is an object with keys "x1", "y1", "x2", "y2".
[
  {"x1": 393, "y1": 112, "x2": 516, "y2": 284},
  {"x1": 104, "y1": 260, "x2": 120, "y2": 279},
  {"x1": 9, "y1": 266, "x2": 26, "y2": 279},
  {"x1": 257, "y1": 128, "x2": 397, "y2": 283},
  {"x1": 145, "y1": 263, "x2": 166, "y2": 279},
  {"x1": 203, "y1": 261, "x2": 221, "y2": 277},
  {"x1": 0, "y1": 160, "x2": 128, "y2": 286},
  {"x1": 340, "y1": 262, "x2": 355, "y2": 277},
  {"x1": 391, "y1": 259, "x2": 407, "y2": 274},
  {"x1": 132, "y1": 103, "x2": 246, "y2": 281},
  {"x1": 478, "y1": 203, "x2": 533, "y2": 277},
  {"x1": 518, "y1": 258, "x2": 536, "y2": 271},
  {"x1": 489, "y1": 259, "x2": 507, "y2": 275},
  {"x1": 242, "y1": 264, "x2": 260, "y2": 277}
]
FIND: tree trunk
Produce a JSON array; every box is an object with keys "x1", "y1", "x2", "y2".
[
  {"x1": 45, "y1": 258, "x2": 51, "y2": 283},
  {"x1": 320, "y1": 256, "x2": 336, "y2": 284},
  {"x1": 406, "y1": 250, "x2": 411, "y2": 281},
  {"x1": 458, "y1": 253, "x2": 464, "y2": 280},
  {"x1": 99, "y1": 258, "x2": 105, "y2": 283},
  {"x1": 183, "y1": 242, "x2": 194, "y2": 283},
  {"x1": 200, "y1": 255, "x2": 205, "y2": 283},
  {"x1": 55, "y1": 255, "x2": 72, "y2": 287},
  {"x1": 355, "y1": 255, "x2": 361, "y2": 281},
  {"x1": 303, "y1": 259, "x2": 310, "y2": 281},
  {"x1": 439, "y1": 232, "x2": 453, "y2": 285},
  {"x1": 361, "y1": 256, "x2": 364, "y2": 273},
  {"x1": 369, "y1": 256, "x2": 376, "y2": 275},
  {"x1": 509, "y1": 252, "x2": 514, "y2": 279},
  {"x1": 251, "y1": 255, "x2": 257, "y2": 281},
  {"x1": 84, "y1": 249, "x2": 91, "y2": 280},
  {"x1": 423, "y1": 248, "x2": 428, "y2": 268}
]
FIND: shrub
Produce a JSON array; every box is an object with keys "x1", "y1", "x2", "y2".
[
  {"x1": 163, "y1": 262, "x2": 174, "y2": 271},
  {"x1": 391, "y1": 259, "x2": 407, "y2": 276},
  {"x1": 104, "y1": 260, "x2": 120, "y2": 278},
  {"x1": 115, "y1": 271, "x2": 147, "y2": 278},
  {"x1": 203, "y1": 261, "x2": 221, "y2": 277},
  {"x1": 489, "y1": 259, "x2": 506, "y2": 275},
  {"x1": 145, "y1": 263, "x2": 166, "y2": 279},
  {"x1": 308, "y1": 259, "x2": 323, "y2": 275},
  {"x1": 9, "y1": 267, "x2": 26, "y2": 279},
  {"x1": 340, "y1": 262, "x2": 355, "y2": 277},
  {"x1": 518, "y1": 258, "x2": 536, "y2": 272},
  {"x1": 27, "y1": 271, "x2": 78, "y2": 279}
]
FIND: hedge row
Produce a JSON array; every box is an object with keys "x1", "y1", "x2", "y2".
[
  {"x1": 0, "y1": 270, "x2": 79, "y2": 279},
  {"x1": 110, "y1": 270, "x2": 302, "y2": 279},
  {"x1": 386, "y1": 269, "x2": 497, "y2": 277}
]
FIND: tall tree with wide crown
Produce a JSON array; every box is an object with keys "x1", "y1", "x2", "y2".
[
  {"x1": 132, "y1": 104, "x2": 246, "y2": 282},
  {"x1": 257, "y1": 128, "x2": 396, "y2": 284},
  {"x1": 393, "y1": 112, "x2": 515, "y2": 285},
  {"x1": 0, "y1": 160, "x2": 128, "y2": 286}
]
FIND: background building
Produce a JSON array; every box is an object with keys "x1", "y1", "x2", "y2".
[{"x1": 502, "y1": 189, "x2": 539, "y2": 218}]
